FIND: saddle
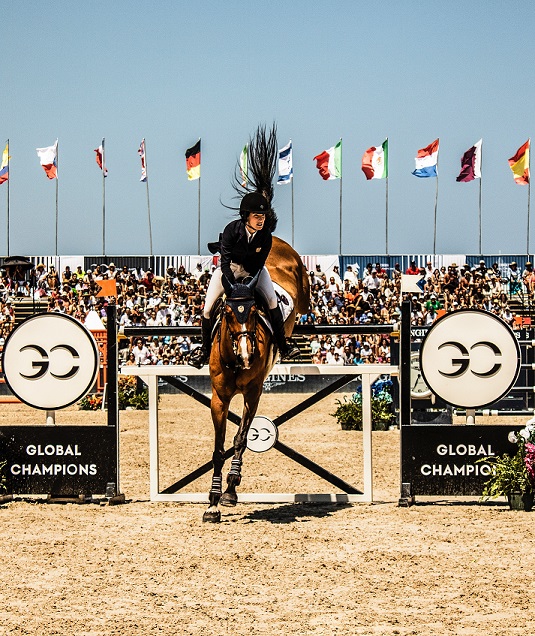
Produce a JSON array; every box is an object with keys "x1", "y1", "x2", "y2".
[{"x1": 208, "y1": 281, "x2": 294, "y2": 341}]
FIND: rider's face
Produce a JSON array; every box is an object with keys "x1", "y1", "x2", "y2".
[{"x1": 246, "y1": 212, "x2": 265, "y2": 232}]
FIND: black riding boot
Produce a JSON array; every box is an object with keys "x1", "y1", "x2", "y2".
[
  {"x1": 189, "y1": 317, "x2": 212, "y2": 369},
  {"x1": 269, "y1": 306, "x2": 300, "y2": 360}
]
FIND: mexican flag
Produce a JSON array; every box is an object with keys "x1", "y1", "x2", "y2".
[{"x1": 361, "y1": 139, "x2": 388, "y2": 180}]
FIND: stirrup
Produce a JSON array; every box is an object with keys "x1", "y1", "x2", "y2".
[
  {"x1": 189, "y1": 348, "x2": 209, "y2": 369},
  {"x1": 279, "y1": 343, "x2": 300, "y2": 361}
]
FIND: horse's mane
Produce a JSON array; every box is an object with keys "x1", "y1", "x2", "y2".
[{"x1": 231, "y1": 123, "x2": 278, "y2": 232}]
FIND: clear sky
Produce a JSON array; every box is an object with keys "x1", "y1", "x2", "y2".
[{"x1": 1, "y1": 2, "x2": 534, "y2": 257}]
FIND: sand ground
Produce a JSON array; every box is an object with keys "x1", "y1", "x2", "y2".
[{"x1": 0, "y1": 393, "x2": 534, "y2": 635}]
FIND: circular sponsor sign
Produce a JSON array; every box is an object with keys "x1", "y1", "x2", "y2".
[
  {"x1": 419, "y1": 309, "x2": 520, "y2": 409},
  {"x1": 2, "y1": 313, "x2": 100, "y2": 410},
  {"x1": 246, "y1": 416, "x2": 278, "y2": 453}
]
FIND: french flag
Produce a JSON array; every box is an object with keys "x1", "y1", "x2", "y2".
[{"x1": 412, "y1": 138, "x2": 439, "y2": 178}]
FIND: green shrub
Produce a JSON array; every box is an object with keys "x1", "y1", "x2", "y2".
[
  {"x1": 79, "y1": 376, "x2": 149, "y2": 411},
  {"x1": 331, "y1": 388, "x2": 396, "y2": 431}
]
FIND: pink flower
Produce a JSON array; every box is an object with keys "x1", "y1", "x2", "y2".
[{"x1": 524, "y1": 442, "x2": 535, "y2": 484}]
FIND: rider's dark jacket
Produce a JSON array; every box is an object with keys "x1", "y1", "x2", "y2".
[{"x1": 220, "y1": 219, "x2": 272, "y2": 286}]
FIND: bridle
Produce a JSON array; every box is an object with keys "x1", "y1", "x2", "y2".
[
  {"x1": 226, "y1": 306, "x2": 257, "y2": 358},
  {"x1": 219, "y1": 274, "x2": 260, "y2": 370}
]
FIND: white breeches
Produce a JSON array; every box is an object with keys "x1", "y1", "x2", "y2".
[{"x1": 203, "y1": 264, "x2": 278, "y2": 318}]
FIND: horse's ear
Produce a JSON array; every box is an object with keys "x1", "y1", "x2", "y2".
[
  {"x1": 222, "y1": 274, "x2": 234, "y2": 295},
  {"x1": 246, "y1": 269, "x2": 261, "y2": 292}
]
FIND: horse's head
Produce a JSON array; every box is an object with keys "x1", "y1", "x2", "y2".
[{"x1": 221, "y1": 272, "x2": 260, "y2": 370}]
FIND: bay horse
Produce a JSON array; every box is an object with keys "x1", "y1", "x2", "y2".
[{"x1": 203, "y1": 236, "x2": 310, "y2": 522}]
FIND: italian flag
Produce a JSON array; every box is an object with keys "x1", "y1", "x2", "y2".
[
  {"x1": 508, "y1": 139, "x2": 530, "y2": 185},
  {"x1": 313, "y1": 139, "x2": 342, "y2": 180},
  {"x1": 361, "y1": 139, "x2": 388, "y2": 180}
]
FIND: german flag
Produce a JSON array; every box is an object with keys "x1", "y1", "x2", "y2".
[{"x1": 185, "y1": 139, "x2": 201, "y2": 180}]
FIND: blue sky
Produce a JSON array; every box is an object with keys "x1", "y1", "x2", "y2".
[{"x1": 1, "y1": 2, "x2": 534, "y2": 257}]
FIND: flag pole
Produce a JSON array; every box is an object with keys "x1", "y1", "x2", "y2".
[
  {"x1": 102, "y1": 138, "x2": 106, "y2": 257},
  {"x1": 55, "y1": 140, "x2": 59, "y2": 257},
  {"x1": 385, "y1": 176, "x2": 389, "y2": 254},
  {"x1": 385, "y1": 138, "x2": 389, "y2": 254},
  {"x1": 528, "y1": 179, "x2": 531, "y2": 257},
  {"x1": 478, "y1": 145, "x2": 483, "y2": 256},
  {"x1": 528, "y1": 139, "x2": 531, "y2": 257},
  {"x1": 433, "y1": 147, "x2": 439, "y2": 255},
  {"x1": 6, "y1": 139, "x2": 10, "y2": 256},
  {"x1": 291, "y1": 174, "x2": 295, "y2": 248},
  {"x1": 144, "y1": 140, "x2": 153, "y2": 257},
  {"x1": 339, "y1": 138, "x2": 343, "y2": 255},
  {"x1": 197, "y1": 175, "x2": 201, "y2": 255}
]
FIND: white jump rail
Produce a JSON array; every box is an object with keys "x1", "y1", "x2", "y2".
[{"x1": 120, "y1": 363, "x2": 399, "y2": 504}]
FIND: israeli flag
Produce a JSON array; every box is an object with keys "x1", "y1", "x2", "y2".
[{"x1": 277, "y1": 140, "x2": 293, "y2": 184}]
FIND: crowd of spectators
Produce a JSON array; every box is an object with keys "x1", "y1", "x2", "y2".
[{"x1": 0, "y1": 256, "x2": 531, "y2": 365}]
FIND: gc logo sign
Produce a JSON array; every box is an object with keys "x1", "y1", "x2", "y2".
[
  {"x1": 420, "y1": 310, "x2": 520, "y2": 409},
  {"x1": 246, "y1": 416, "x2": 278, "y2": 453},
  {"x1": 2, "y1": 313, "x2": 99, "y2": 410}
]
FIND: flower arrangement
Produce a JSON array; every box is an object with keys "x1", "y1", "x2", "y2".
[
  {"x1": 78, "y1": 376, "x2": 149, "y2": 411},
  {"x1": 78, "y1": 393, "x2": 103, "y2": 411},
  {"x1": 479, "y1": 418, "x2": 535, "y2": 508},
  {"x1": 331, "y1": 379, "x2": 396, "y2": 431}
]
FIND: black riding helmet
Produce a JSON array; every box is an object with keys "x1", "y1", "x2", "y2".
[{"x1": 239, "y1": 191, "x2": 269, "y2": 221}]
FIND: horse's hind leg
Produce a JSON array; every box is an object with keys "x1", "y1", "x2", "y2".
[
  {"x1": 203, "y1": 394, "x2": 228, "y2": 523},
  {"x1": 220, "y1": 391, "x2": 261, "y2": 507}
]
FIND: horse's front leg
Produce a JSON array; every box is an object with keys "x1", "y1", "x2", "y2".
[
  {"x1": 203, "y1": 391, "x2": 229, "y2": 523},
  {"x1": 220, "y1": 390, "x2": 261, "y2": 507}
]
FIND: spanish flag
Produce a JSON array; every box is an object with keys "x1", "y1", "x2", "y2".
[
  {"x1": 508, "y1": 139, "x2": 530, "y2": 185},
  {"x1": 185, "y1": 139, "x2": 201, "y2": 180}
]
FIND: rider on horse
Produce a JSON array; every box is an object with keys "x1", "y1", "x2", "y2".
[{"x1": 189, "y1": 190, "x2": 300, "y2": 369}]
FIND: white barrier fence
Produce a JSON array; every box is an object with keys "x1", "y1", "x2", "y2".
[{"x1": 120, "y1": 363, "x2": 399, "y2": 504}]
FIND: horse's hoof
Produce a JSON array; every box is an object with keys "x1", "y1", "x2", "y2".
[
  {"x1": 202, "y1": 510, "x2": 221, "y2": 523},
  {"x1": 220, "y1": 492, "x2": 238, "y2": 507}
]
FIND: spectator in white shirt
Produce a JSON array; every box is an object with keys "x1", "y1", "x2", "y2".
[{"x1": 132, "y1": 339, "x2": 152, "y2": 365}]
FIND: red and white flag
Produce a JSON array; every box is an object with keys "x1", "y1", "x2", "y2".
[
  {"x1": 138, "y1": 138, "x2": 147, "y2": 182},
  {"x1": 94, "y1": 139, "x2": 108, "y2": 176},
  {"x1": 36, "y1": 140, "x2": 58, "y2": 179}
]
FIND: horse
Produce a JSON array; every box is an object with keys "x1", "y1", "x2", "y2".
[{"x1": 202, "y1": 236, "x2": 310, "y2": 522}]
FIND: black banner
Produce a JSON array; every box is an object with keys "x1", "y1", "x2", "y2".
[
  {"x1": 401, "y1": 425, "x2": 518, "y2": 496},
  {"x1": 0, "y1": 426, "x2": 117, "y2": 496}
]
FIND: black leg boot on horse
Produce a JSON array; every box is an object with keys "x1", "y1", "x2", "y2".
[
  {"x1": 269, "y1": 305, "x2": 300, "y2": 361},
  {"x1": 189, "y1": 317, "x2": 212, "y2": 369}
]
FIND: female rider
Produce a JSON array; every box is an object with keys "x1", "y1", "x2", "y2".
[{"x1": 189, "y1": 191, "x2": 299, "y2": 368}]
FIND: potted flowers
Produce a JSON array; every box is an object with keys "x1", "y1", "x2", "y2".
[
  {"x1": 479, "y1": 419, "x2": 535, "y2": 511},
  {"x1": 331, "y1": 379, "x2": 396, "y2": 431}
]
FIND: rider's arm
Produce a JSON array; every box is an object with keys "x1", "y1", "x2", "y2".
[{"x1": 220, "y1": 221, "x2": 239, "y2": 287}]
